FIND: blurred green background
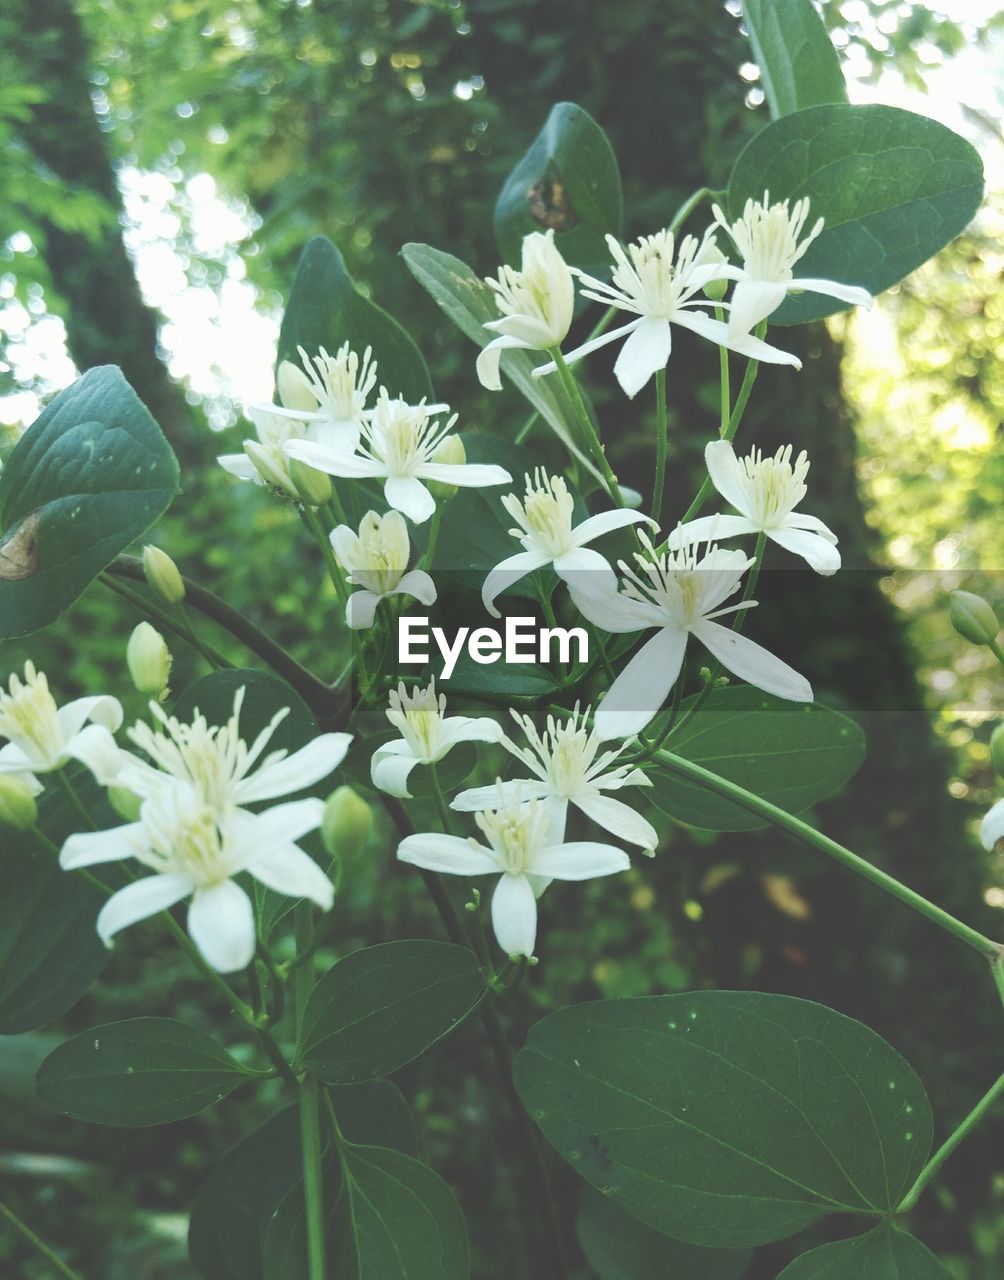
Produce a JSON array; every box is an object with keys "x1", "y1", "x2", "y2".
[{"x1": 0, "y1": 1, "x2": 1002, "y2": 1277}]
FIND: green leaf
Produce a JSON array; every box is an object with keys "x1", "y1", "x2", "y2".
[
  {"x1": 334, "y1": 1144, "x2": 470, "y2": 1279},
  {"x1": 0, "y1": 366, "x2": 180, "y2": 638},
  {"x1": 577, "y1": 1188, "x2": 752, "y2": 1280},
  {"x1": 726, "y1": 104, "x2": 984, "y2": 325},
  {"x1": 400, "y1": 242, "x2": 604, "y2": 483},
  {"x1": 277, "y1": 236, "x2": 432, "y2": 404},
  {"x1": 329, "y1": 1080, "x2": 418, "y2": 1157},
  {"x1": 514, "y1": 992, "x2": 932, "y2": 1249},
  {"x1": 299, "y1": 940, "x2": 485, "y2": 1084},
  {"x1": 742, "y1": 0, "x2": 847, "y2": 119},
  {"x1": 37, "y1": 1017, "x2": 257, "y2": 1126},
  {"x1": 774, "y1": 1224, "x2": 951, "y2": 1279},
  {"x1": 494, "y1": 102, "x2": 623, "y2": 273},
  {"x1": 648, "y1": 687, "x2": 864, "y2": 831}
]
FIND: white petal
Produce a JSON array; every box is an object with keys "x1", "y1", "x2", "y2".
[
  {"x1": 594, "y1": 627, "x2": 688, "y2": 741},
  {"x1": 439, "y1": 716, "x2": 505, "y2": 751},
  {"x1": 726, "y1": 279, "x2": 788, "y2": 338},
  {"x1": 398, "y1": 832, "x2": 500, "y2": 875},
  {"x1": 664, "y1": 514, "x2": 758, "y2": 550},
  {"x1": 60, "y1": 822, "x2": 145, "y2": 870},
  {"x1": 531, "y1": 841, "x2": 631, "y2": 880},
  {"x1": 482, "y1": 550, "x2": 550, "y2": 618},
  {"x1": 476, "y1": 335, "x2": 531, "y2": 391},
  {"x1": 242, "y1": 798, "x2": 325, "y2": 846},
  {"x1": 233, "y1": 733, "x2": 353, "y2": 804},
  {"x1": 569, "y1": 584, "x2": 665, "y2": 633},
  {"x1": 452, "y1": 779, "x2": 549, "y2": 812},
  {"x1": 63, "y1": 724, "x2": 125, "y2": 786},
  {"x1": 284, "y1": 440, "x2": 385, "y2": 479},
  {"x1": 218, "y1": 453, "x2": 260, "y2": 482},
  {"x1": 491, "y1": 874, "x2": 537, "y2": 957},
  {"x1": 385, "y1": 474, "x2": 436, "y2": 523},
  {"x1": 0, "y1": 741, "x2": 38, "y2": 774},
  {"x1": 613, "y1": 317, "x2": 673, "y2": 399},
  {"x1": 704, "y1": 440, "x2": 752, "y2": 515},
  {"x1": 769, "y1": 526, "x2": 841, "y2": 575},
  {"x1": 371, "y1": 746, "x2": 421, "y2": 798},
  {"x1": 418, "y1": 462, "x2": 512, "y2": 490},
  {"x1": 674, "y1": 310, "x2": 802, "y2": 369},
  {"x1": 784, "y1": 512, "x2": 839, "y2": 541},
  {"x1": 308, "y1": 420, "x2": 361, "y2": 452},
  {"x1": 553, "y1": 546, "x2": 618, "y2": 601},
  {"x1": 979, "y1": 798, "x2": 1004, "y2": 851},
  {"x1": 790, "y1": 276, "x2": 872, "y2": 311},
  {"x1": 346, "y1": 590, "x2": 382, "y2": 630},
  {"x1": 57, "y1": 694, "x2": 123, "y2": 739},
  {"x1": 247, "y1": 841, "x2": 334, "y2": 911},
  {"x1": 533, "y1": 319, "x2": 641, "y2": 378},
  {"x1": 97, "y1": 874, "x2": 192, "y2": 945},
  {"x1": 571, "y1": 508, "x2": 657, "y2": 547},
  {"x1": 394, "y1": 569, "x2": 437, "y2": 607},
  {"x1": 693, "y1": 620, "x2": 812, "y2": 702},
  {"x1": 188, "y1": 881, "x2": 256, "y2": 973},
  {"x1": 574, "y1": 791, "x2": 658, "y2": 852}
]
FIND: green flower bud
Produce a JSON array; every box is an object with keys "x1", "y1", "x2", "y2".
[
  {"x1": 321, "y1": 785, "x2": 373, "y2": 859},
  {"x1": 0, "y1": 774, "x2": 38, "y2": 830},
  {"x1": 426, "y1": 436, "x2": 466, "y2": 501},
  {"x1": 949, "y1": 590, "x2": 999, "y2": 647},
  {"x1": 108, "y1": 785, "x2": 142, "y2": 823},
  {"x1": 289, "y1": 457, "x2": 333, "y2": 507},
  {"x1": 143, "y1": 545, "x2": 185, "y2": 605},
  {"x1": 990, "y1": 723, "x2": 1004, "y2": 778},
  {"x1": 277, "y1": 359, "x2": 320, "y2": 412},
  {"x1": 127, "y1": 622, "x2": 172, "y2": 699}
]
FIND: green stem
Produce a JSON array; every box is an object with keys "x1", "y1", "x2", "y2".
[
  {"x1": 992, "y1": 953, "x2": 1004, "y2": 1010},
  {"x1": 101, "y1": 572, "x2": 232, "y2": 669},
  {"x1": 547, "y1": 345, "x2": 623, "y2": 508},
  {"x1": 423, "y1": 505, "x2": 442, "y2": 571},
  {"x1": 301, "y1": 505, "x2": 375, "y2": 696},
  {"x1": 514, "y1": 408, "x2": 540, "y2": 445},
  {"x1": 652, "y1": 366, "x2": 668, "y2": 524},
  {"x1": 717, "y1": 306, "x2": 731, "y2": 435},
  {"x1": 653, "y1": 749, "x2": 1001, "y2": 958},
  {"x1": 0, "y1": 1199, "x2": 87, "y2": 1280},
  {"x1": 298, "y1": 1075, "x2": 327, "y2": 1280},
  {"x1": 428, "y1": 762, "x2": 455, "y2": 836},
  {"x1": 55, "y1": 769, "x2": 97, "y2": 831},
  {"x1": 668, "y1": 186, "x2": 721, "y2": 235},
  {"x1": 897, "y1": 1073, "x2": 1004, "y2": 1212}
]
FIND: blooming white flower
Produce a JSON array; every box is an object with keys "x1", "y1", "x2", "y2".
[
  {"x1": 534, "y1": 228, "x2": 801, "y2": 399},
  {"x1": 980, "y1": 798, "x2": 1004, "y2": 851},
  {"x1": 61, "y1": 781, "x2": 333, "y2": 972},
  {"x1": 0, "y1": 662, "x2": 122, "y2": 784},
  {"x1": 476, "y1": 230, "x2": 575, "y2": 391},
  {"x1": 667, "y1": 441, "x2": 840, "y2": 575},
  {"x1": 453, "y1": 705, "x2": 657, "y2": 853},
  {"x1": 572, "y1": 535, "x2": 812, "y2": 740},
  {"x1": 482, "y1": 469, "x2": 655, "y2": 617},
  {"x1": 285, "y1": 394, "x2": 512, "y2": 524},
  {"x1": 711, "y1": 192, "x2": 872, "y2": 339},
  {"x1": 330, "y1": 509, "x2": 437, "y2": 630},
  {"x1": 371, "y1": 680, "x2": 502, "y2": 798},
  {"x1": 218, "y1": 406, "x2": 320, "y2": 499},
  {"x1": 398, "y1": 793, "x2": 630, "y2": 957}
]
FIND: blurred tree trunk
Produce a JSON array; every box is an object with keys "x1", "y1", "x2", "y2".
[{"x1": 7, "y1": 0, "x2": 197, "y2": 458}]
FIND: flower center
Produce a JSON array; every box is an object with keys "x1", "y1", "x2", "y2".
[
  {"x1": 740, "y1": 445, "x2": 808, "y2": 527},
  {"x1": 475, "y1": 801, "x2": 545, "y2": 875},
  {"x1": 0, "y1": 662, "x2": 65, "y2": 768},
  {"x1": 386, "y1": 681, "x2": 446, "y2": 761},
  {"x1": 345, "y1": 511, "x2": 408, "y2": 595},
  {"x1": 364, "y1": 397, "x2": 454, "y2": 476},
  {"x1": 503, "y1": 469, "x2": 575, "y2": 556},
  {"x1": 299, "y1": 342, "x2": 377, "y2": 422},
  {"x1": 727, "y1": 193, "x2": 822, "y2": 282},
  {"x1": 142, "y1": 791, "x2": 238, "y2": 887},
  {"x1": 621, "y1": 539, "x2": 749, "y2": 628}
]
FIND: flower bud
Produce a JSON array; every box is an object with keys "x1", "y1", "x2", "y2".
[
  {"x1": 949, "y1": 590, "x2": 999, "y2": 647},
  {"x1": 277, "y1": 359, "x2": 320, "y2": 412},
  {"x1": 108, "y1": 785, "x2": 142, "y2": 823},
  {"x1": 427, "y1": 436, "x2": 466, "y2": 501},
  {"x1": 321, "y1": 785, "x2": 373, "y2": 859},
  {"x1": 0, "y1": 774, "x2": 38, "y2": 830},
  {"x1": 990, "y1": 724, "x2": 1004, "y2": 779},
  {"x1": 289, "y1": 457, "x2": 333, "y2": 507},
  {"x1": 143, "y1": 545, "x2": 185, "y2": 605},
  {"x1": 243, "y1": 440, "x2": 300, "y2": 500},
  {"x1": 127, "y1": 622, "x2": 172, "y2": 699}
]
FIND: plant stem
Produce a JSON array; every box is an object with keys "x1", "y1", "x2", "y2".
[
  {"x1": 55, "y1": 768, "x2": 97, "y2": 831},
  {"x1": 0, "y1": 1199, "x2": 87, "y2": 1280},
  {"x1": 428, "y1": 762, "x2": 455, "y2": 836},
  {"x1": 547, "y1": 346, "x2": 623, "y2": 508},
  {"x1": 514, "y1": 408, "x2": 540, "y2": 445},
  {"x1": 301, "y1": 505, "x2": 375, "y2": 698},
  {"x1": 717, "y1": 307, "x2": 731, "y2": 436},
  {"x1": 897, "y1": 1072, "x2": 1004, "y2": 1212},
  {"x1": 654, "y1": 749, "x2": 1001, "y2": 958},
  {"x1": 668, "y1": 186, "x2": 721, "y2": 235},
  {"x1": 298, "y1": 1075, "x2": 328, "y2": 1280},
  {"x1": 652, "y1": 366, "x2": 668, "y2": 524},
  {"x1": 423, "y1": 505, "x2": 442, "y2": 570},
  {"x1": 100, "y1": 573, "x2": 232, "y2": 669}
]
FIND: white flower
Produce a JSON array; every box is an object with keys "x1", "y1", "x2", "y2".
[
  {"x1": 534, "y1": 229, "x2": 801, "y2": 399},
  {"x1": 452, "y1": 705, "x2": 657, "y2": 853},
  {"x1": 0, "y1": 662, "x2": 122, "y2": 784},
  {"x1": 711, "y1": 192, "x2": 872, "y2": 338},
  {"x1": 980, "y1": 798, "x2": 1004, "y2": 851},
  {"x1": 218, "y1": 406, "x2": 318, "y2": 499},
  {"x1": 285, "y1": 394, "x2": 512, "y2": 524},
  {"x1": 476, "y1": 230, "x2": 575, "y2": 391},
  {"x1": 572, "y1": 535, "x2": 812, "y2": 740},
  {"x1": 371, "y1": 679, "x2": 502, "y2": 798},
  {"x1": 397, "y1": 794, "x2": 630, "y2": 957},
  {"x1": 667, "y1": 441, "x2": 840, "y2": 575},
  {"x1": 482, "y1": 469, "x2": 655, "y2": 617},
  {"x1": 330, "y1": 509, "x2": 437, "y2": 630},
  {"x1": 60, "y1": 781, "x2": 333, "y2": 973}
]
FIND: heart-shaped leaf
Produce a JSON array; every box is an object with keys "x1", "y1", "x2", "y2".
[{"x1": 774, "y1": 1224, "x2": 950, "y2": 1279}]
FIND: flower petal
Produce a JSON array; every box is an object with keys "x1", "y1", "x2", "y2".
[
  {"x1": 394, "y1": 569, "x2": 438, "y2": 607},
  {"x1": 553, "y1": 546, "x2": 618, "y2": 601},
  {"x1": 569, "y1": 584, "x2": 665, "y2": 633},
  {"x1": 574, "y1": 791, "x2": 658, "y2": 852},
  {"x1": 704, "y1": 440, "x2": 752, "y2": 515},
  {"x1": 664, "y1": 514, "x2": 758, "y2": 550},
  {"x1": 979, "y1": 798, "x2": 1004, "y2": 851},
  {"x1": 371, "y1": 747, "x2": 421, "y2": 798},
  {"x1": 284, "y1": 440, "x2": 385, "y2": 479},
  {"x1": 57, "y1": 694, "x2": 123, "y2": 739},
  {"x1": 233, "y1": 733, "x2": 353, "y2": 805},
  {"x1": 247, "y1": 841, "x2": 334, "y2": 911},
  {"x1": 385, "y1": 474, "x2": 436, "y2": 524},
  {"x1": 476, "y1": 334, "x2": 531, "y2": 391},
  {"x1": 63, "y1": 723, "x2": 124, "y2": 785},
  {"x1": 439, "y1": 715, "x2": 504, "y2": 751},
  {"x1": 188, "y1": 880, "x2": 256, "y2": 973},
  {"x1": 97, "y1": 874, "x2": 192, "y2": 945},
  {"x1": 790, "y1": 276, "x2": 872, "y2": 311},
  {"x1": 531, "y1": 841, "x2": 631, "y2": 880},
  {"x1": 61, "y1": 822, "x2": 145, "y2": 870},
  {"x1": 693, "y1": 620, "x2": 812, "y2": 702},
  {"x1": 482, "y1": 550, "x2": 550, "y2": 618},
  {"x1": 398, "y1": 832, "x2": 500, "y2": 875},
  {"x1": 571, "y1": 508, "x2": 657, "y2": 547},
  {"x1": 0, "y1": 741, "x2": 37, "y2": 774},
  {"x1": 726, "y1": 279, "x2": 789, "y2": 338},
  {"x1": 613, "y1": 316, "x2": 673, "y2": 399},
  {"x1": 418, "y1": 462, "x2": 513, "y2": 490},
  {"x1": 769, "y1": 526, "x2": 841, "y2": 575},
  {"x1": 532, "y1": 319, "x2": 641, "y2": 379},
  {"x1": 242, "y1": 798, "x2": 325, "y2": 846},
  {"x1": 491, "y1": 873, "x2": 537, "y2": 957},
  {"x1": 218, "y1": 453, "x2": 260, "y2": 482},
  {"x1": 452, "y1": 778, "x2": 550, "y2": 812},
  {"x1": 346, "y1": 590, "x2": 382, "y2": 631},
  {"x1": 308, "y1": 420, "x2": 361, "y2": 453},
  {"x1": 674, "y1": 309, "x2": 802, "y2": 368},
  {"x1": 594, "y1": 627, "x2": 688, "y2": 741}
]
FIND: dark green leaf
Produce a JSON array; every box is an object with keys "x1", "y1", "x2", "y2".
[
  {"x1": 299, "y1": 940, "x2": 485, "y2": 1083},
  {"x1": 648, "y1": 687, "x2": 865, "y2": 831},
  {"x1": 774, "y1": 1225, "x2": 951, "y2": 1278},
  {"x1": 742, "y1": 0, "x2": 847, "y2": 119},
  {"x1": 0, "y1": 366, "x2": 180, "y2": 638},
  {"x1": 442, "y1": 648, "x2": 560, "y2": 699},
  {"x1": 329, "y1": 1081, "x2": 418, "y2": 1157},
  {"x1": 37, "y1": 1017, "x2": 256, "y2": 1126},
  {"x1": 514, "y1": 992, "x2": 931, "y2": 1248},
  {"x1": 727, "y1": 104, "x2": 984, "y2": 324},
  {"x1": 494, "y1": 102, "x2": 623, "y2": 274},
  {"x1": 577, "y1": 1187, "x2": 752, "y2": 1280},
  {"x1": 277, "y1": 236, "x2": 432, "y2": 404}
]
